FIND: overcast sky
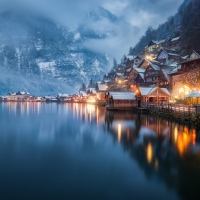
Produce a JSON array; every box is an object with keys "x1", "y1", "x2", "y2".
[{"x1": 0, "y1": 0, "x2": 184, "y2": 60}]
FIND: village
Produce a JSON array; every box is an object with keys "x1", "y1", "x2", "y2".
[{"x1": 1, "y1": 36, "x2": 200, "y2": 114}]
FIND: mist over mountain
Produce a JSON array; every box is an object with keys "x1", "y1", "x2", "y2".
[{"x1": 0, "y1": 6, "x2": 138, "y2": 95}]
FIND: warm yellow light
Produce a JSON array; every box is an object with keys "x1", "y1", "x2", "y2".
[
  {"x1": 174, "y1": 126, "x2": 178, "y2": 143},
  {"x1": 118, "y1": 80, "x2": 122, "y2": 84},
  {"x1": 87, "y1": 104, "x2": 95, "y2": 113},
  {"x1": 147, "y1": 143, "x2": 153, "y2": 164},
  {"x1": 175, "y1": 96, "x2": 178, "y2": 99},
  {"x1": 118, "y1": 124, "x2": 121, "y2": 142}
]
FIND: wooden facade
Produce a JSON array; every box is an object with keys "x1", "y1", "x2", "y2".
[
  {"x1": 136, "y1": 87, "x2": 170, "y2": 107},
  {"x1": 105, "y1": 92, "x2": 136, "y2": 110},
  {"x1": 144, "y1": 64, "x2": 160, "y2": 87}
]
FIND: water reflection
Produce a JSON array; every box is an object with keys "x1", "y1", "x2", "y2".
[
  {"x1": 105, "y1": 110, "x2": 200, "y2": 200},
  {"x1": 0, "y1": 102, "x2": 200, "y2": 200}
]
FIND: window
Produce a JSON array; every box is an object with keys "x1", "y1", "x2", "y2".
[{"x1": 152, "y1": 76, "x2": 156, "y2": 81}]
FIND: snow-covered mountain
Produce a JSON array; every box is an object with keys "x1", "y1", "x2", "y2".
[{"x1": 0, "y1": 7, "x2": 138, "y2": 95}]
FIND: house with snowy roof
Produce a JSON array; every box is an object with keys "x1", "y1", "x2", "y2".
[
  {"x1": 135, "y1": 73, "x2": 145, "y2": 87},
  {"x1": 157, "y1": 48, "x2": 180, "y2": 65},
  {"x1": 105, "y1": 92, "x2": 136, "y2": 110},
  {"x1": 136, "y1": 87, "x2": 170, "y2": 107},
  {"x1": 170, "y1": 36, "x2": 180, "y2": 48},
  {"x1": 143, "y1": 62, "x2": 160, "y2": 87},
  {"x1": 128, "y1": 67, "x2": 146, "y2": 85}
]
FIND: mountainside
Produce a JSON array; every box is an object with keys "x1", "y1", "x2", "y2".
[
  {"x1": 0, "y1": 7, "x2": 138, "y2": 95},
  {"x1": 130, "y1": 0, "x2": 198, "y2": 55}
]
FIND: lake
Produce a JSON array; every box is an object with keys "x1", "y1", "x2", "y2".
[{"x1": 0, "y1": 102, "x2": 200, "y2": 200}]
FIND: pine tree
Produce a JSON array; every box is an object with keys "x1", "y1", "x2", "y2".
[{"x1": 113, "y1": 59, "x2": 118, "y2": 69}]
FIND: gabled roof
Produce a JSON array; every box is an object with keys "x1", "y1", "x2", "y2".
[
  {"x1": 133, "y1": 56, "x2": 141, "y2": 60},
  {"x1": 185, "y1": 90, "x2": 200, "y2": 98},
  {"x1": 189, "y1": 50, "x2": 200, "y2": 58},
  {"x1": 108, "y1": 92, "x2": 136, "y2": 100},
  {"x1": 80, "y1": 91, "x2": 88, "y2": 97},
  {"x1": 138, "y1": 73, "x2": 144, "y2": 80},
  {"x1": 134, "y1": 68, "x2": 146, "y2": 73},
  {"x1": 182, "y1": 55, "x2": 189, "y2": 60},
  {"x1": 138, "y1": 87, "x2": 170, "y2": 96},
  {"x1": 161, "y1": 69, "x2": 170, "y2": 82}
]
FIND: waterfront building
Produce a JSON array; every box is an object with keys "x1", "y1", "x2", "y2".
[
  {"x1": 105, "y1": 92, "x2": 136, "y2": 110},
  {"x1": 136, "y1": 87, "x2": 170, "y2": 107}
]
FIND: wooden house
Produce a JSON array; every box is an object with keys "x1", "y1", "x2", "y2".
[
  {"x1": 157, "y1": 49, "x2": 180, "y2": 65},
  {"x1": 136, "y1": 87, "x2": 170, "y2": 107},
  {"x1": 145, "y1": 40, "x2": 161, "y2": 53},
  {"x1": 105, "y1": 92, "x2": 136, "y2": 110},
  {"x1": 157, "y1": 69, "x2": 170, "y2": 89},
  {"x1": 128, "y1": 67, "x2": 146, "y2": 85},
  {"x1": 170, "y1": 36, "x2": 180, "y2": 48},
  {"x1": 143, "y1": 62, "x2": 160, "y2": 87},
  {"x1": 135, "y1": 73, "x2": 145, "y2": 87},
  {"x1": 168, "y1": 58, "x2": 200, "y2": 100}
]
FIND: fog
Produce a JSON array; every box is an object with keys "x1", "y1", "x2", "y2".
[{"x1": 0, "y1": 0, "x2": 184, "y2": 60}]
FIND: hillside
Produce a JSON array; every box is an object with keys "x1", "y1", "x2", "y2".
[{"x1": 129, "y1": 0, "x2": 199, "y2": 55}]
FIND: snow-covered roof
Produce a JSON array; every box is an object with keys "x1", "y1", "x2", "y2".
[
  {"x1": 146, "y1": 59, "x2": 160, "y2": 70},
  {"x1": 88, "y1": 88, "x2": 96, "y2": 94},
  {"x1": 44, "y1": 96, "x2": 56, "y2": 99},
  {"x1": 116, "y1": 73, "x2": 124, "y2": 77},
  {"x1": 171, "y1": 36, "x2": 180, "y2": 42},
  {"x1": 126, "y1": 55, "x2": 133, "y2": 60},
  {"x1": 109, "y1": 92, "x2": 136, "y2": 100},
  {"x1": 158, "y1": 39, "x2": 167, "y2": 44},
  {"x1": 168, "y1": 53, "x2": 180, "y2": 57},
  {"x1": 138, "y1": 87, "x2": 170, "y2": 96},
  {"x1": 7, "y1": 92, "x2": 16, "y2": 96},
  {"x1": 98, "y1": 84, "x2": 107, "y2": 91},
  {"x1": 80, "y1": 91, "x2": 88, "y2": 97},
  {"x1": 139, "y1": 87, "x2": 157, "y2": 96},
  {"x1": 186, "y1": 90, "x2": 200, "y2": 98},
  {"x1": 161, "y1": 88, "x2": 170, "y2": 96},
  {"x1": 16, "y1": 91, "x2": 30, "y2": 95},
  {"x1": 162, "y1": 69, "x2": 170, "y2": 82},
  {"x1": 168, "y1": 65, "x2": 181, "y2": 74},
  {"x1": 138, "y1": 73, "x2": 144, "y2": 80},
  {"x1": 134, "y1": 68, "x2": 146, "y2": 73},
  {"x1": 182, "y1": 55, "x2": 189, "y2": 60}
]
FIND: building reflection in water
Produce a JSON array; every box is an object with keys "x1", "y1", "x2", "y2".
[{"x1": 105, "y1": 110, "x2": 200, "y2": 200}]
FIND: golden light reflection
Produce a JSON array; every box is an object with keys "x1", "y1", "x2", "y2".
[
  {"x1": 87, "y1": 104, "x2": 95, "y2": 123},
  {"x1": 87, "y1": 104, "x2": 95, "y2": 113},
  {"x1": 174, "y1": 126, "x2": 178, "y2": 143},
  {"x1": 176, "y1": 126, "x2": 195, "y2": 156},
  {"x1": 192, "y1": 129, "x2": 196, "y2": 145},
  {"x1": 147, "y1": 143, "x2": 153, "y2": 164},
  {"x1": 118, "y1": 124, "x2": 121, "y2": 142}
]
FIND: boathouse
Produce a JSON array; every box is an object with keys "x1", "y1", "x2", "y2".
[
  {"x1": 136, "y1": 87, "x2": 170, "y2": 107},
  {"x1": 105, "y1": 92, "x2": 136, "y2": 110}
]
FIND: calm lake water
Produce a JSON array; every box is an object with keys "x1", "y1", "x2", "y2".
[{"x1": 0, "y1": 102, "x2": 200, "y2": 200}]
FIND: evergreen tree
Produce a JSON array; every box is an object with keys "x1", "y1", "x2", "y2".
[
  {"x1": 113, "y1": 59, "x2": 118, "y2": 69},
  {"x1": 95, "y1": 83, "x2": 99, "y2": 91},
  {"x1": 80, "y1": 83, "x2": 86, "y2": 91}
]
